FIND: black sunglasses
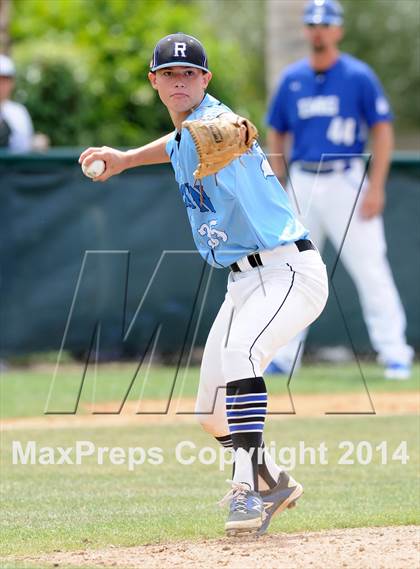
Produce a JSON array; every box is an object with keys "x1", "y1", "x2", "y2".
[{"x1": 306, "y1": 23, "x2": 332, "y2": 28}]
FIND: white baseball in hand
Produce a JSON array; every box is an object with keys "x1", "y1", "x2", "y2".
[{"x1": 82, "y1": 159, "x2": 106, "y2": 179}]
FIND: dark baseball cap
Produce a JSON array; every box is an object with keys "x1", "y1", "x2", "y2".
[{"x1": 150, "y1": 33, "x2": 209, "y2": 72}]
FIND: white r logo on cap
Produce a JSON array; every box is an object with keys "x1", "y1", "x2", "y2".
[{"x1": 173, "y1": 42, "x2": 187, "y2": 57}]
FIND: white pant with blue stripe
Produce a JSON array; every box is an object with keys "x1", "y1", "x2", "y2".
[{"x1": 195, "y1": 244, "x2": 328, "y2": 436}]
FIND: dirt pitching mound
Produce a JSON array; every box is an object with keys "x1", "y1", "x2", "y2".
[{"x1": 13, "y1": 525, "x2": 419, "y2": 569}]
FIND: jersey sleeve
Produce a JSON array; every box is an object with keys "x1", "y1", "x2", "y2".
[
  {"x1": 359, "y1": 66, "x2": 393, "y2": 127},
  {"x1": 266, "y1": 75, "x2": 290, "y2": 133}
]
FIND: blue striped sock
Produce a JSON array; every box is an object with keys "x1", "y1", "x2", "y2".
[{"x1": 226, "y1": 377, "x2": 267, "y2": 489}]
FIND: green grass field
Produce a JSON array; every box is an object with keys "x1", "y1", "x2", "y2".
[
  {"x1": 1, "y1": 361, "x2": 419, "y2": 418},
  {"x1": 1, "y1": 363, "x2": 419, "y2": 567}
]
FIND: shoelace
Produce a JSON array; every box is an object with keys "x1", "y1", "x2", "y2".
[{"x1": 218, "y1": 480, "x2": 250, "y2": 513}]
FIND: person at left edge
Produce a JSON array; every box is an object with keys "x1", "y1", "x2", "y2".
[
  {"x1": 79, "y1": 33, "x2": 329, "y2": 536},
  {"x1": 0, "y1": 54, "x2": 33, "y2": 152}
]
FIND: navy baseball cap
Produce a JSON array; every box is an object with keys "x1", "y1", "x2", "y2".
[
  {"x1": 150, "y1": 33, "x2": 209, "y2": 72},
  {"x1": 303, "y1": 0, "x2": 344, "y2": 26}
]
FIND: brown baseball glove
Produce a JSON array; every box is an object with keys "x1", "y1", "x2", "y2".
[{"x1": 182, "y1": 112, "x2": 258, "y2": 180}]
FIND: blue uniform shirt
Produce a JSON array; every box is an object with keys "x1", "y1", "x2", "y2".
[
  {"x1": 166, "y1": 94, "x2": 308, "y2": 268},
  {"x1": 266, "y1": 53, "x2": 393, "y2": 163}
]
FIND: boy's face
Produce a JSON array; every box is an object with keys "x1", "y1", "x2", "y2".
[{"x1": 148, "y1": 66, "x2": 212, "y2": 114}]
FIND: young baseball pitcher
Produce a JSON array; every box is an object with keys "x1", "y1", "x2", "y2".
[{"x1": 79, "y1": 33, "x2": 329, "y2": 536}]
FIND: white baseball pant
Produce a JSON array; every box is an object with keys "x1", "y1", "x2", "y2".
[{"x1": 195, "y1": 244, "x2": 328, "y2": 436}]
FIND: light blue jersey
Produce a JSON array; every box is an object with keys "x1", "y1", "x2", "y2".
[
  {"x1": 166, "y1": 94, "x2": 308, "y2": 268},
  {"x1": 267, "y1": 54, "x2": 393, "y2": 163}
]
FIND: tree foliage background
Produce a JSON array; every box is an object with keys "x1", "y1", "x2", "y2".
[{"x1": 9, "y1": 0, "x2": 419, "y2": 147}]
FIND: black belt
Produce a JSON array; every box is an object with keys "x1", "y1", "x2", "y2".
[
  {"x1": 298, "y1": 159, "x2": 353, "y2": 175},
  {"x1": 230, "y1": 239, "x2": 315, "y2": 273}
]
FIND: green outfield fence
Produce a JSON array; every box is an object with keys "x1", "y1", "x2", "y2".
[{"x1": 1, "y1": 150, "x2": 419, "y2": 358}]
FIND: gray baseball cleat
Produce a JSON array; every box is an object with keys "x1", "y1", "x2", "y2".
[
  {"x1": 258, "y1": 471, "x2": 303, "y2": 535},
  {"x1": 219, "y1": 481, "x2": 266, "y2": 536}
]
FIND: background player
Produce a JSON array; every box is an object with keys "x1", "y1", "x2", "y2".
[
  {"x1": 266, "y1": 0, "x2": 413, "y2": 380},
  {"x1": 0, "y1": 54, "x2": 34, "y2": 153},
  {"x1": 80, "y1": 33, "x2": 328, "y2": 535}
]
